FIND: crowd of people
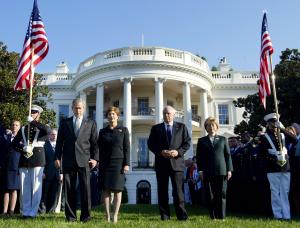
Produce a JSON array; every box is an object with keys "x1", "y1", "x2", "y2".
[{"x1": 0, "y1": 100, "x2": 300, "y2": 223}]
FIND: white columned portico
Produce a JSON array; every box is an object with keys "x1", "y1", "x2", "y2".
[
  {"x1": 95, "y1": 83, "x2": 104, "y2": 130},
  {"x1": 182, "y1": 81, "x2": 193, "y2": 158},
  {"x1": 199, "y1": 89, "x2": 209, "y2": 136},
  {"x1": 155, "y1": 78, "x2": 165, "y2": 123}
]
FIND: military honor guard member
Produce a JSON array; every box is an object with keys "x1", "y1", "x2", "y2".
[
  {"x1": 259, "y1": 113, "x2": 297, "y2": 220},
  {"x1": 12, "y1": 105, "x2": 50, "y2": 218}
]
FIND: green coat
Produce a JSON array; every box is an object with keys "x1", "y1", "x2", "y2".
[{"x1": 196, "y1": 135, "x2": 233, "y2": 177}]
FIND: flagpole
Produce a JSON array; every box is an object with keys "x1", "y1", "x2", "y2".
[
  {"x1": 269, "y1": 56, "x2": 280, "y2": 121},
  {"x1": 269, "y1": 55, "x2": 285, "y2": 162},
  {"x1": 27, "y1": 47, "x2": 35, "y2": 146}
]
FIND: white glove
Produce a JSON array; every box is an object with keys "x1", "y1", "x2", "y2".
[
  {"x1": 277, "y1": 154, "x2": 285, "y2": 162},
  {"x1": 267, "y1": 149, "x2": 277, "y2": 155},
  {"x1": 27, "y1": 116, "x2": 34, "y2": 122},
  {"x1": 275, "y1": 121, "x2": 284, "y2": 129},
  {"x1": 23, "y1": 145, "x2": 34, "y2": 158}
]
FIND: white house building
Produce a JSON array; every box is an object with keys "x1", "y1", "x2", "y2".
[{"x1": 41, "y1": 46, "x2": 259, "y2": 204}]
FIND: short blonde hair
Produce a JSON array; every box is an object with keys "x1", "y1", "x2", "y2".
[
  {"x1": 105, "y1": 106, "x2": 120, "y2": 118},
  {"x1": 286, "y1": 126, "x2": 297, "y2": 136},
  {"x1": 204, "y1": 117, "x2": 219, "y2": 130}
]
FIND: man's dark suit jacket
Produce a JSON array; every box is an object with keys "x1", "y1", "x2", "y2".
[
  {"x1": 55, "y1": 117, "x2": 99, "y2": 168},
  {"x1": 44, "y1": 140, "x2": 60, "y2": 180},
  {"x1": 148, "y1": 121, "x2": 191, "y2": 172},
  {"x1": 196, "y1": 135, "x2": 233, "y2": 177}
]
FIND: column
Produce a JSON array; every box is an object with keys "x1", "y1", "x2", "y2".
[
  {"x1": 155, "y1": 78, "x2": 165, "y2": 123},
  {"x1": 95, "y1": 83, "x2": 104, "y2": 130},
  {"x1": 79, "y1": 90, "x2": 88, "y2": 117},
  {"x1": 199, "y1": 89, "x2": 209, "y2": 136},
  {"x1": 122, "y1": 77, "x2": 132, "y2": 171},
  {"x1": 182, "y1": 81, "x2": 193, "y2": 158}
]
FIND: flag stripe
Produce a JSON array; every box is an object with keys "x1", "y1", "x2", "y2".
[
  {"x1": 14, "y1": 0, "x2": 49, "y2": 90},
  {"x1": 259, "y1": 13, "x2": 274, "y2": 108}
]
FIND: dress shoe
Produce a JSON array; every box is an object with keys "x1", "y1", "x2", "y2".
[
  {"x1": 66, "y1": 217, "x2": 77, "y2": 222},
  {"x1": 80, "y1": 216, "x2": 91, "y2": 223}
]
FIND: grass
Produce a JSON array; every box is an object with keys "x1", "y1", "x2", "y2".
[{"x1": 0, "y1": 205, "x2": 299, "y2": 228}]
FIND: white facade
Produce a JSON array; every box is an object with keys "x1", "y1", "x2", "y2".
[{"x1": 41, "y1": 47, "x2": 259, "y2": 204}]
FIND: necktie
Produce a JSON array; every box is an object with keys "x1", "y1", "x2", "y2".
[
  {"x1": 74, "y1": 118, "x2": 80, "y2": 136},
  {"x1": 167, "y1": 125, "x2": 172, "y2": 144}
]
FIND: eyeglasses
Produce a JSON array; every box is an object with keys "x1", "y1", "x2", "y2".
[{"x1": 31, "y1": 110, "x2": 39, "y2": 114}]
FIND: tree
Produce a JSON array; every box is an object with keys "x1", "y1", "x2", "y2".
[
  {"x1": 0, "y1": 41, "x2": 56, "y2": 129},
  {"x1": 233, "y1": 48, "x2": 300, "y2": 136},
  {"x1": 274, "y1": 48, "x2": 300, "y2": 124}
]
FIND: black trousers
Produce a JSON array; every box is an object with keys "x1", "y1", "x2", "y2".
[
  {"x1": 156, "y1": 166, "x2": 188, "y2": 220},
  {"x1": 40, "y1": 176, "x2": 61, "y2": 213},
  {"x1": 63, "y1": 166, "x2": 91, "y2": 221},
  {"x1": 204, "y1": 175, "x2": 227, "y2": 219}
]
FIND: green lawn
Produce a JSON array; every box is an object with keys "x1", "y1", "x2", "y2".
[{"x1": 0, "y1": 205, "x2": 299, "y2": 228}]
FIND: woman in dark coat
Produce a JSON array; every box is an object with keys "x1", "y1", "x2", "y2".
[
  {"x1": 196, "y1": 117, "x2": 233, "y2": 220},
  {"x1": 98, "y1": 106, "x2": 130, "y2": 223},
  {"x1": 3, "y1": 120, "x2": 21, "y2": 215}
]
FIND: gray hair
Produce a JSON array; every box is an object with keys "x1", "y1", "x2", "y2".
[
  {"x1": 163, "y1": 105, "x2": 176, "y2": 114},
  {"x1": 72, "y1": 98, "x2": 86, "y2": 109}
]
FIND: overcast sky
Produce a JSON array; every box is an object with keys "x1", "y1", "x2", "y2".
[{"x1": 1, "y1": 0, "x2": 299, "y2": 73}]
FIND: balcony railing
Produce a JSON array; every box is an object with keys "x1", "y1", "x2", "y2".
[
  {"x1": 192, "y1": 114, "x2": 201, "y2": 124},
  {"x1": 132, "y1": 107, "x2": 156, "y2": 116},
  {"x1": 100, "y1": 107, "x2": 201, "y2": 124}
]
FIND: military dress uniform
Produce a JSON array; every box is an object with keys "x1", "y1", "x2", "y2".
[
  {"x1": 259, "y1": 113, "x2": 296, "y2": 219},
  {"x1": 12, "y1": 119, "x2": 49, "y2": 218}
]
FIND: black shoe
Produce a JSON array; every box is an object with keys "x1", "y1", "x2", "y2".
[
  {"x1": 66, "y1": 217, "x2": 77, "y2": 222},
  {"x1": 178, "y1": 216, "x2": 188, "y2": 221},
  {"x1": 80, "y1": 216, "x2": 91, "y2": 223}
]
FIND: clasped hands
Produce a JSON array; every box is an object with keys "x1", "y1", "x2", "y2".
[
  {"x1": 161, "y1": 149, "x2": 178, "y2": 158},
  {"x1": 54, "y1": 159, "x2": 98, "y2": 169}
]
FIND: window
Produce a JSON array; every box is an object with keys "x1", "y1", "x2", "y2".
[
  {"x1": 58, "y1": 105, "x2": 69, "y2": 124},
  {"x1": 191, "y1": 105, "x2": 198, "y2": 115},
  {"x1": 137, "y1": 97, "x2": 149, "y2": 115},
  {"x1": 167, "y1": 100, "x2": 174, "y2": 107},
  {"x1": 137, "y1": 138, "x2": 153, "y2": 168},
  {"x1": 218, "y1": 104, "x2": 229, "y2": 125},
  {"x1": 113, "y1": 100, "x2": 119, "y2": 107},
  {"x1": 88, "y1": 106, "x2": 96, "y2": 120}
]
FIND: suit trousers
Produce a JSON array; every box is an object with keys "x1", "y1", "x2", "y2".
[
  {"x1": 64, "y1": 166, "x2": 91, "y2": 221},
  {"x1": 267, "y1": 172, "x2": 291, "y2": 219},
  {"x1": 203, "y1": 175, "x2": 227, "y2": 219},
  {"x1": 19, "y1": 167, "x2": 44, "y2": 217},
  {"x1": 40, "y1": 176, "x2": 61, "y2": 213},
  {"x1": 156, "y1": 165, "x2": 188, "y2": 220}
]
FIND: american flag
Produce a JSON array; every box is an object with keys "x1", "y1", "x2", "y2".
[
  {"x1": 14, "y1": 0, "x2": 49, "y2": 90},
  {"x1": 259, "y1": 12, "x2": 274, "y2": 109}
]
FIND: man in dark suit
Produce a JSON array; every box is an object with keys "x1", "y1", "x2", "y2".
[
  {"x1": 40, "y1": 129, "x2": 62, "y2": 213},
  {"x1": 196, "y1": 117, "x2": 233, "y2": 220},
  {"x1": 148, "y1": 105, "x2": 190, "y2": 221},
  {"x1": 55, "y1": 98, "x2": 98, "y2": 222}
]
